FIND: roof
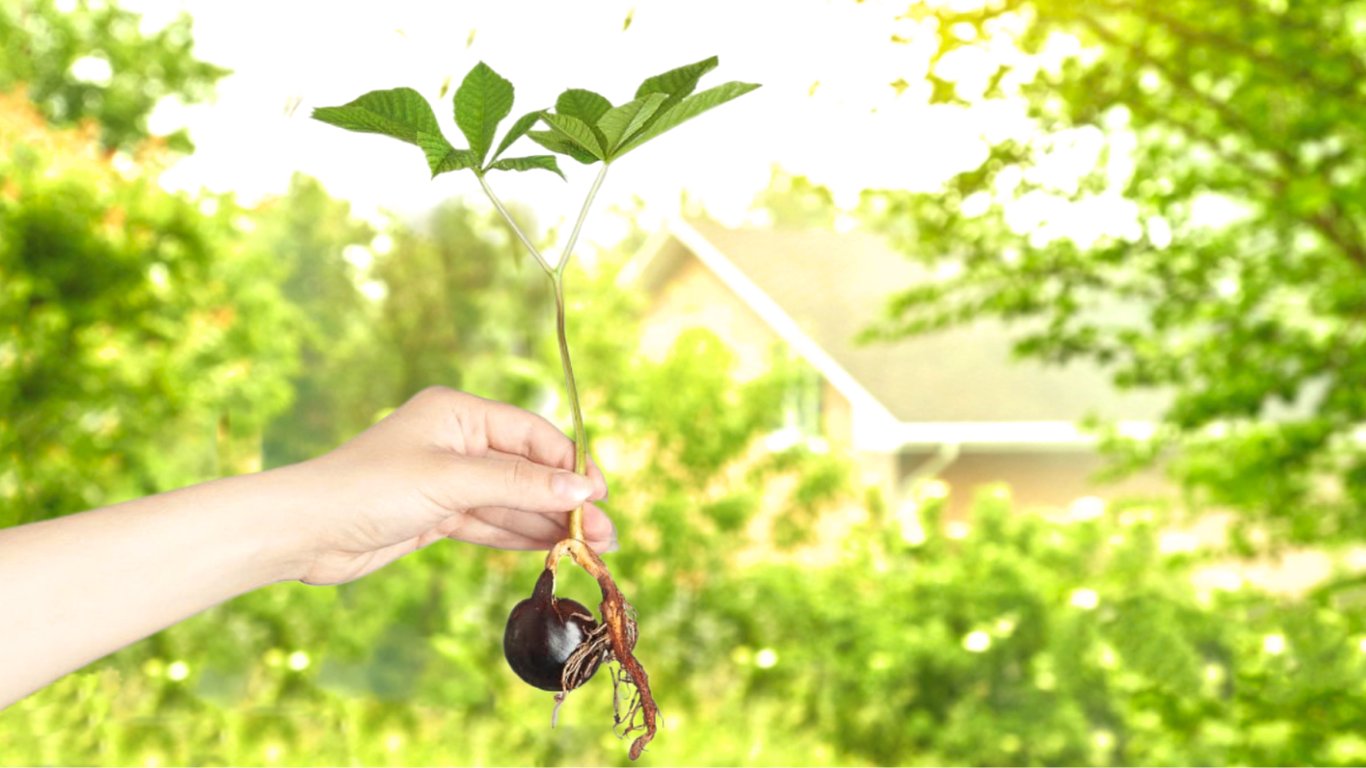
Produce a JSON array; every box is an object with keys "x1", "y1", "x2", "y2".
[{"x1": 638, "y1": 217, "x2": 1166, "y2": 424}]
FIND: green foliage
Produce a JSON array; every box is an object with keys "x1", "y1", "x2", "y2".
[
  {"x1": 612, "y1": 80, "x2": 760, "y2": 158},
  {"x1": 251, "y1": 175, "x2": 381, "y2": 467},
  {"x1": 537, "y1": 112, "x2": 607, "y2": 161},
  {"x1": 255, "y1": 188, "x2": 560, "y2": 468},
  {"x1": 453, "y1": 61, "x2": 514, "y2": 165},
  {"x1": 859, "y1": 0, "x2": 1366, "y2": 548},
  {"x1": 0, "y1": 0, "x2": 227, "y2": 152},
  {"x1": 314, "y1": 56, "x2": 758, "y2": 175},
  {"x1": 313, "y1": 62, "x2": 562, "y2": 181},
  {"x1": 10, "y1": 426, "x2": 1366, "y2": 765},
  {"x1": 596, "y1": 93, "x2": 669, "y2": 152},
  {"x1": 12, "y1": 7, "x2": 1366, "y2": 766},
  {"x1": 367, "y1": 200, "x2": 554, "y2": 407},
  {"x1": 0, "y1": 95, "x2": 297, "y2": 525},
  {"x1": 486, "y1": 154, "x2": 564, "y2": 178},
  {"x1": 491, "y1": 111, "x2": 543, "y2": 164},
  {"x1": 311, "y1": 88, "x2": 475, "y2": 178}
]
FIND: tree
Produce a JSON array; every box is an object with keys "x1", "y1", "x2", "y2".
[
  {"x1": 861, "y1": 0, "x2": 1366, "y2": 548},
  {"x1": 0, "y1": 0, "x2": 227, "y2": 153},
  {"x1": 251, "y1": 174, "x2": 381, "y2": 467},
  {"x1": 0, "y1": 93, "x2": 298, "y2": 526},
  {"x1": 370, "y1": 201, "x2": 554, "y2": 409}
]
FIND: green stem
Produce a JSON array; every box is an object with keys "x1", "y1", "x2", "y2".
[
  {"x1": 556, "y1": 163, "x2": 610, "y2": 275},
  {"x1": 477, "y1": 173, "x2": 552, "y2": 275},
  {"x1": 476, "y1": 164, "x2": 610, "y2": 541},
  {"x1": 553, "y1": 275, "x2": 588, "y2": 540}
]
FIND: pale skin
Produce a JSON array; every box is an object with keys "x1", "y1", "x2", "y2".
[{"x1": 0, "y1": 386, "x2": 614, "y2": 709}]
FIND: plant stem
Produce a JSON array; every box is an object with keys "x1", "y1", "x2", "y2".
[
  {"x1": 554, "y1": 164, "x2": 608, "y2": 540},
  {"x1": 556, "y1": 163, "x2": 610, "y2": 274},
  {"x1": 477, "y1": 173, "x2": 553, "y2": 275},
  {"x1": 553, "y1": 274, "x2": 588, "y2": 540},
  {"x1": 476, "y1": 165, "x2": 610, "y2": 541}
]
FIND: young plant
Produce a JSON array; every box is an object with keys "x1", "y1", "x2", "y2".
[{"x1": 313, "y1": 56, "x2": 758, "y2": 760}]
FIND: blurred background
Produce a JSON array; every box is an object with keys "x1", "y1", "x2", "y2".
[{"x1": 5, "y1": 0, "x2": 1366, "y2": 764}]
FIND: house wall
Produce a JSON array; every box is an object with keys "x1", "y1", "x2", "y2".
[
  {"x1": 897, "y1": 447, "x2": 1173, "y2": 519},
  {"x1": 821, "y1": 380, "x2": 854, "y2": 449},
  {"x1": 639, "y1": 252, "x2": 779, "y2": 380},
  {"x1": 636, "y1": 242, "x2": 1176, "y2": 523}
]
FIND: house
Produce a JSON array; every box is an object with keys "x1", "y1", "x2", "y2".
[{"x1": 625, "y1": 216, "x2": 1174, "y2": 518}]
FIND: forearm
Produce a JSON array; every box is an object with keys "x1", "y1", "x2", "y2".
[{"x1": 0, "y1": 466, "x2": 313, "y2": 708}]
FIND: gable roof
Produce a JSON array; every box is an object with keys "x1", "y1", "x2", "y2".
[{"x1": 637, "y1": 217, "x2": 1166, "y2": 425}]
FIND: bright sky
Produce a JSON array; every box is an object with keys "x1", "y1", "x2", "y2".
[{"x1": 115, "y1": 0, "x2": 1019, "y2": 245}]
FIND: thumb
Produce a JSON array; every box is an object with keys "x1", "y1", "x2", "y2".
[{"x1": 451, "y1": 455, "x2": 595, "y2": 512}]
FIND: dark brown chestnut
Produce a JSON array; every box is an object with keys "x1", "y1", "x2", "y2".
[{"x1": 503, "y1": 568, "x2": 602, "y2": 691}]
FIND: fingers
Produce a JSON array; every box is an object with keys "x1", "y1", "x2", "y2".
[
  {"x1": 439, "y1": 453, "x2": 597, "y2": 514},
  {"x1": 461, "y1": 394, "x2": 580, "y2": 469},
  {"x1": 438, "y1": 503, "x2": 617, "y2": 554},
  {"x1": 485, "y1": 449, "x2": 608, "y2": 502},
  {"x1": 413, "y1": 388, "x2": 609, "y2": 496}
]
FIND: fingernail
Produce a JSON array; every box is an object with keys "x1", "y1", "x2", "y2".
[
  {"x1": 606, "y1": 534, "x2": 620, "y2": 553},
  {"x1": 552, "y1": 472, "x2": 593, "y2": 502}
]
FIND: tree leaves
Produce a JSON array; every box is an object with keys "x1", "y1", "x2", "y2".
[
  {"x1": 614, "y1": 80, "x2": 760, "y2": 158},
  {"x1": 597, "y1": 93, "x2": 669, "y2": 152},
  {"x1": 527, "y1": 129, "x2": 601, "y2": 165},
  {"x1": 454, "y1": 62, "x2": 514, "y2": 165},
  {"x1": 491, "y1": 111, "x2": 543, "y2": 163},
  {"x1": 487, "y1": 155, "x2": 564, "y2": 179},
  {"x1": 555, "y1": 89, "x2": 613, "y2": 129},
  {"x1": 530, "y1": 56, "x2": 759, "y2": 164},
  {"x1": 313, "y1": 88, "x2": 459, "y2": 176},
  {"x1": 538, "y1": 112, "x2": 606, "y2": 161},
  {"x1": 313, "y1": 64, "x2": 560, "y2": 180},
  {"x1": 635, "y1": 56, "x2": 718, "y2": 104},
  {"x1": 314, "y1": 57, "x2": 758, "y2": 174}
]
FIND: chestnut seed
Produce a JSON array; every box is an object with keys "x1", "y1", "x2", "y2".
[{"x1": 504, "y1": 568, "x2": 601, "y2": 691}]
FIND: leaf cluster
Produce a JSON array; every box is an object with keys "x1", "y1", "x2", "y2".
[
  {"x1": 311, "y1": 57, "x2": 758, "y2": 180},
  {"x1": 0, "y1": 0, "x2": 228, "y2": 153},
  {"x1": 857, "y1": 0, "x2": 1366, "y2": 549}
]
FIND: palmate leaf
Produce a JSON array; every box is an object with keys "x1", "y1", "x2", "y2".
[
  {"x1": 312, "y1": 87, "x2": 459, "y2": 176},
  {"x1": 428, "y1": 144, "x2": 480, "y2": 175},
  {"x1": 491, "y1": 110, "x2": 542, "y2": 164},
  {"x1": 527, "y1": 130, "x2": 599, "y2": 165},
  {"x1": 539, "y1": 112, "x2": 606, "y2": 161},
  {"x1": 455, "y1": 62, "x2": 514, "y2": 164},
  {"x1": 597, "y1": 92, "x2": 669, "y2": 156},
  {"x1": 615, "y1": 80, "x2": 760, "y2": 158},
  {"x1": 555, "y1": 88, "x2": 612, "y2": 150},
  {"x1": 635, "y1": 56, "x2": 718, "y2": 102},
  {"x1": 555, "y1": 89, "x2": 613, "y2": 126},
  {"x1": 487, "y1": 154, "x2": 565, "y2": 179}
]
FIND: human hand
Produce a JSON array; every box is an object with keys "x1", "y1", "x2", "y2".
[{"x1": 287, "y1": 387, "x2": 614, "y2": 586}]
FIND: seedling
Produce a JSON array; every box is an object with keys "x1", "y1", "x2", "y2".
[{"x1": 314, "y1": 56, "x2": 758, "y2": 760}]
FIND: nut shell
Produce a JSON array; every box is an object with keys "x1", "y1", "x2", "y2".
[{"x1": 503, "y1": 568, "x2": 600, "y2": 691}]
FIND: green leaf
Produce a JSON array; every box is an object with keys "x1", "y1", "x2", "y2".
[
  {"x1": 635, "y1": 56, "x2": 718, "y2": 101},
  {"x1": 454, "y1": 61, "x2": 514, "y2": 164},
  {"x1": 597, "y1": 92, "x2": 669, "y2": 156},
  {"x1": 491, "y1": 110, "x2": 542, "y2": 163},
  {"x1": 539, "y1": 112, "x2": 605, "y2": 161},
  {"x1": 554, "y1": 88, "x2": 612, "y2": 149},
  {"x1": 616, "y1": 80, "x2": 760, "y2": 157},
  {"x1": 555, "y1": 88, "x2": 613, "y2": 126},
  {"x1": 426, "y1": 143, "x2": 479, "y2": 175},
  {"x1": 313, "y1": 88, "x2": 461, "y2": 176},
  {"x1": 486, "y1": 155, "x2": 565, "y2": 179},
  {"x1": 527, "y1": 130, "x2": 599, "y2": 165}
]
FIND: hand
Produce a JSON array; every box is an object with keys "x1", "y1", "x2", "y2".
[{"x1": 290, "y1": 387, "x2": 614, "y2": 586}]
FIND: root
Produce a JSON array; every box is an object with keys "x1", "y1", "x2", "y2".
[
  {"x1": 551, "y1": 691, "x2": 567, "y2": 729},
  {"x1": 547, "y1": 538, "x2": 659, "y2": 760}
]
